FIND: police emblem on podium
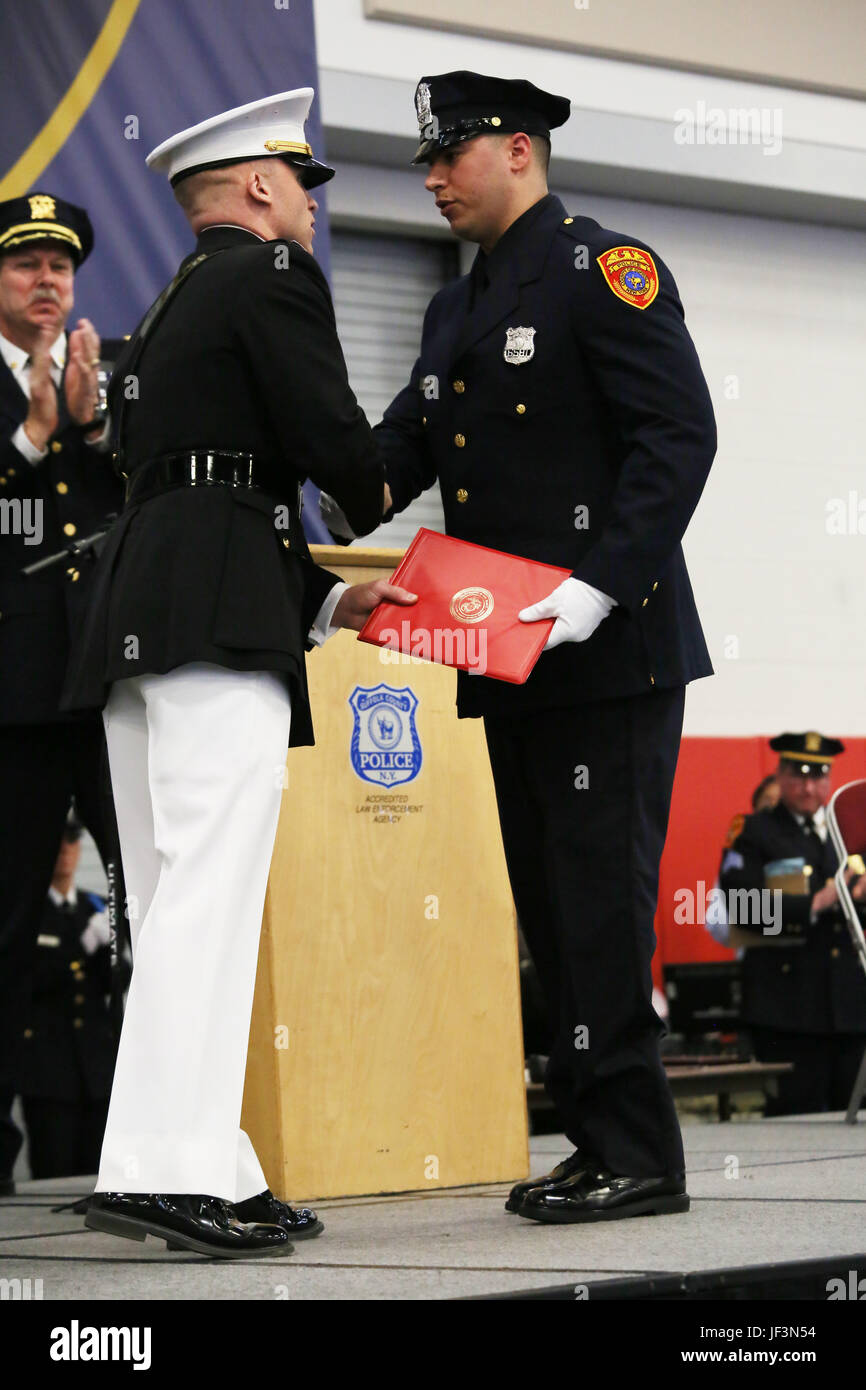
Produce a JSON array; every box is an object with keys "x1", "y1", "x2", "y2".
[{"x1": 349, "y1": 683, "x2": 422, "y2": 787}]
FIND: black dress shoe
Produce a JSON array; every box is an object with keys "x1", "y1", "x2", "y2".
[
  {"x1": 505, "y1": 1148, "x2": 595, "y2": 1213},
  {"x1": 518, "y1": 1169, "x2": 690, "y2": 1224},
  {"x1": 233, "y1": 1189, "x2": 324, "y2": 1240},
  {"x1": 85, "y1": 1192, "x2": 294, "y2": 1257},
  {"x1": 0, "y1": 1176, "x2": 15, "y2": 1198}
]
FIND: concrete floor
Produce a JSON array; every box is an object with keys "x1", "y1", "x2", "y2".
[{"x1": 1, "y1": 1115, "x2": 865, "y2": 1299}]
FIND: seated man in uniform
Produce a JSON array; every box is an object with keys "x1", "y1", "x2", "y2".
[{"x1": 719, "y1": 732, "x2": 866, "y2": 1114}]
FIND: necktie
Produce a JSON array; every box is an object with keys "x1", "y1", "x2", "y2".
[
  {"x1": 468, "y1": 258, "x2": 489, "y2": 313},
  {"x1": 802, "y1": 815, "x2": 822, "y2": 848}
]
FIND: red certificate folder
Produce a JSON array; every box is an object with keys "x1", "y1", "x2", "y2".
[{"x1": 357, "y1": 528, "x2": 573, "y2": 684}]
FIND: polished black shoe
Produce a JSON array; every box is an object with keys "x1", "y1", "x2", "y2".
[
  {"x1": 233, "y1": 1189, "x2": 323, "y2": 1240},
  {"x1": 505, "y1": 1148, "x2": 596, "y2": 1214},
  {"x1": 85, "y1": 1192, "x2": 294, "y2": 1257},
  {"x1": 518, "y1": 1169, "x2": 690, "y2": 1224}
]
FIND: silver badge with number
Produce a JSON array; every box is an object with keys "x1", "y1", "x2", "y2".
[{"x1": 504, "y1": 326, "x2": 536, "y2": 365}]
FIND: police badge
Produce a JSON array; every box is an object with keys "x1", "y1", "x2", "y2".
[
  {"x1": 503, "y1": 326, "x2": 536, "y2": 365},
  {"x1": 415, "y1": 81, "x2": 432, "y2": 130}
]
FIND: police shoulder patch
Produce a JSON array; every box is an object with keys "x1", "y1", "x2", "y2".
[
  {"x1": 596, "y1": 245, "x2": 659, "y2": 310},
  {"x1": 724, "y1": 812, "x2": 746, "y2": 848}
]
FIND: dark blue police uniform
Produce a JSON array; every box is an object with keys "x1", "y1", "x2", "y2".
[
  {"x1": 0, "y1": 194, "x2": 123, "y2": 1184},
  {"x1": 373, "y1": 75, "x2": 717, "y2": 1192}
]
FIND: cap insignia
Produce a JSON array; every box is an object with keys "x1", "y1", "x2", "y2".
[
  {"x1": 28, "y1": 195, "x2": 56, "y2": 220},
  {"x1": 415, "y1": 81, "x2": 432, "y2": 131}
]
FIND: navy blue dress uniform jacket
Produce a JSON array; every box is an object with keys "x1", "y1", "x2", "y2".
[
  {"x1": 0, "y1": 346, "x2": 124, "y2": 725},
  {"x1": 373, "y1": 194, "x2": 716, "y2": 719},
  {"x1": 15, "y1": 891, "x2": 127, "y2": 1102},
  {"x1": 61, "y1": 226, "x2": 385, "y2": 747},
  {"x1": 719, "y1": 802, "x2": 866, "y2": 1034}
]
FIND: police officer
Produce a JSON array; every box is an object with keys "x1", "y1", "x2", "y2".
[
  {"x1": 0, "y1": 193, "x2": 123, "y2": 1193},
  {"x1": 719, "y1": 732, "x2": 866, "y2": 1114},
  {"x1": 18, "y1": 818, "x2": 130, "y2": 1180},
  {"x1": 61, "y1": 89, "x2": 415, "y2": 1257},
  {"x1": 338, "y1": 71, "x2": 718, "y2": 1223}
]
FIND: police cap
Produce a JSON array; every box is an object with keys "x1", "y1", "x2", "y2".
[
  {"x1": 0, "y1": 192, "x2": 93, "y2": 267},
  {"x1": 769, "y1": 730, "x2": 845, "y2": 777},
  {"x1": 411, "y1": 70, "x2": 571, "y2": 165}
]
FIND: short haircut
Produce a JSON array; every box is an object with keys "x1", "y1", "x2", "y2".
[
  {"x1": 485, "y1": 131, "x2": 550, "y2": 175},
  {"x1": 529, "y1": 134, "x2": 551, "y2": 174}
]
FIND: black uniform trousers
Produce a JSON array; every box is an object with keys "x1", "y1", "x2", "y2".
[
  {"x1": 748, "y1": 1028, "x2": 866, "y2": 1116},
  {"x1": 20, "y1": 1096, "x2": 110, "y2": 1180},
  {"x1": 0, "y1": 715, "x2": 116, "y2": 1174},
  {"x1": 484, "y1": 686, "x2": 686, "y2": 1178}
]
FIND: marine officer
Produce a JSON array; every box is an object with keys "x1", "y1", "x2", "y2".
[{"x1": 62, "y1": 89, "x2": 415, "y2": 1256}]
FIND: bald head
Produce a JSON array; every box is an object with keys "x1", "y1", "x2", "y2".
[{"x1": 172, "y1": 157, "x2": 319, "y2": 252}]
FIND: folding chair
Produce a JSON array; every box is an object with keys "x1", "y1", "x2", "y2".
[{"x1": 826, "y1": 780, "x2": 866, "y2": 1122}]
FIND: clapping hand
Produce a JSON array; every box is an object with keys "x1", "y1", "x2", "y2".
[
  {"x1": 65, "y1": 317, "x2": 102, "y2": 427},
  {"x1": 23, "y1": 326, "x2": 59, "y2": 451}
]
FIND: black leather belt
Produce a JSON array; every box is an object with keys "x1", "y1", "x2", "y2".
[{"x1": 124, "y1": 451, "x2": 303, "y2": 516}]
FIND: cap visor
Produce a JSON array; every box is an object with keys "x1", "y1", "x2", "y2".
[{"x1": 290, "y1": 155, "x2": 335, "y2": 189}]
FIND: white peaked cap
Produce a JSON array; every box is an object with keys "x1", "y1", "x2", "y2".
[{"x1": 145, "y1": 88, "x2": 335, "y2": 189}]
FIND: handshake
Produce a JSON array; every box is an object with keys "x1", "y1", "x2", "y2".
[{"x1": 321, "y1": 483, "x2": 417, "y2": 634}]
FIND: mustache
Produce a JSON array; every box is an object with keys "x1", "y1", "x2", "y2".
[{"x1": 28, "y1": 289, "x2": 62, "y2": 306}]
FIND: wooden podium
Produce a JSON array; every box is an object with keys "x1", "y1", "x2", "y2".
[{"x1": 241, "y1": 546, "x2": 529, "y2": 1199}]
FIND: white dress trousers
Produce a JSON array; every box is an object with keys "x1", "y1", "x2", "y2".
[{"x1": 96, "y1": 662, "x2": 291, "y2": 1201}]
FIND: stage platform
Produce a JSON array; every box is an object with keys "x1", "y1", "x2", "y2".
[{"x1": 1, "y1": 1114, "x2": 864, "y2": 1301}]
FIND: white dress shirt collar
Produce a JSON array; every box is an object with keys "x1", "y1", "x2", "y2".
[{"x1": 48, "y1": 884, "x2": 78, "y2": 909}]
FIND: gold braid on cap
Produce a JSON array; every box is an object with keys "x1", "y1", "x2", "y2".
[
  {"x1": 0, "y1": 222, "x2": 82, "y2": 252},
  {"x1": 263, "y1": 140, "x2": 313, "y2": 155}
]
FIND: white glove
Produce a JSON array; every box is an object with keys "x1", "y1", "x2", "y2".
[
  {"x1": 318, "y1": 491, "x2": 357, "y2": 542},
  {"x1": 80, "y1": 909, "x2": 112, "y2": 955},
  {"x1": 518, "y1": 577, "x2": 616, "y2": 650}
]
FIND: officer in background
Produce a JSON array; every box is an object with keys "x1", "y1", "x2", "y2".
[
  {"x1": 18, "y1": 818, "x2": 129, "y2": 1180},
  {"x1": 0, "y1": 194, "x2": 123, "y2": 1193},
  {"x1": 719, "y1": 732, "x2": 866, "y2": 1114},
  {"x1": 330, "y1": 72, "x2": 717, "y2": 1223}
]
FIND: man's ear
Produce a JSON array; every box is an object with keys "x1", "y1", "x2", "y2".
[
  {"x1": 508, "y1": 132, "x2": 533, "y2": 171},
  {"x1": 246, "y1": 167, "x2": 273, "y2": 206}
]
